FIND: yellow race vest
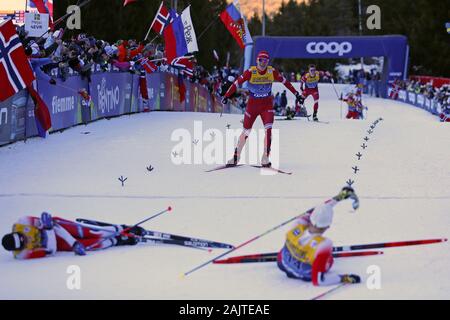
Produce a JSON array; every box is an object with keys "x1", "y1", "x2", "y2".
[
  {"x1": 247, "y1": 66, "x2": 275, "y2": 98},
  {"x1": 285, "y1": 224, "x2": 327, "y2": 265},
  {"x1": 304, "y1": 72, "x2": 320, "y2": 89},
  {"x1": 248, "y1": 66, "x2": 275, "y2": 84},
  {"x1": 12, "y1": 223, "x2": 42, "y2": 258}
]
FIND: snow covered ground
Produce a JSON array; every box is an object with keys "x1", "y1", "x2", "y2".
[{"x1": 0, "y1": 84, "x2": 448, "y2": 299}]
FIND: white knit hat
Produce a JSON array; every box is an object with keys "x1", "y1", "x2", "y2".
[{"x1": 310, "y1": 203, "x2": 334, "y2": 228}]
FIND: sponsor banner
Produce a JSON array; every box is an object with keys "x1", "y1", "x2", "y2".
[
  {"x1": 36, "y1": 76, "x2": 87, "y2": 132},
  {"x1": 146, "y1": 73, "x2": 161, "y2": 111},
  {"x1": 211, "y1": 94, "x2": 223, "y2": 114},
  {"x1": 416, "y1": 94, "x2": 425, "y2": 107},
  {"x1": 408, "y1": 92, "x2": 416, "y2": 105},
  {"x1": 165, "y1": 73, "x2": 184, "y2": 112},
  {"x1": 399, "y1": 90, "x2": 407, "y2": 102},
  {"x1": 188, "y1": 82, "x2": 209, "y2": 113},
  {"x1": 0, "y1": 90, "x2": 29, "y2": 145},
  {"x1": 2, "y1": 70, "x2": 269, "y2": 146},
  {"x1": 0, "y1": 97, "x2": 12, "y2": 145},
  {"x1": 129, "y1": 74, "x2": 140, "y2": 113},
  {"x1": 184, "y1": 81, "x2": 192, "y2": 112},
  {"x1": 90, "y1": 72, "x2": 133, "y2": 119}
]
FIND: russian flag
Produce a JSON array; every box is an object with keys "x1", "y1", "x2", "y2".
[
  {"x1": 163, "y1": 6, "x2": 198, "y2": 64},
  {"x1": 219, "y1": 3, "x2": 252, "y2": 50}
]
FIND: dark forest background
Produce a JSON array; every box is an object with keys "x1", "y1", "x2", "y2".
[{"x1": 55, "y1": 0, "x2": 450, "y2": 77}]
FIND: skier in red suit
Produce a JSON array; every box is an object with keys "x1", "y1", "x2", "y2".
[
  {"x1": 389, "y1": 79, "x2": 401, "y2": 100},
  {"x1": 222, "y1": 51, "x2": 303, "y2": 167},
  {"x1": 1, "y1": 212, "x2": 144, "y2": 259},
  {"x1": 300, "y1": 64, "x2": 332, "y2": 121}
]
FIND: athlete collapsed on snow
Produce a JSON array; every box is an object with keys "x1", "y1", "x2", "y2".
[
  {"x1": 277, "y1": 186, "x2": 362, "y2": 286},
  {"x1": 222, "y1": 50, "x2": 304, "y2": 168},
  {"x1": 1, "y1": 212, "x2": 144, "y2": 259}
]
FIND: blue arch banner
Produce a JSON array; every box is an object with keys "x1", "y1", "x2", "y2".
[{"x1": 251, "y1": 35, "x2": 409, "y2": 96}]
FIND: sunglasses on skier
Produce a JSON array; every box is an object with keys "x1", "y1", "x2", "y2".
[{"x1": 258, "y1": 58, "x2": 269, "y2": 63}]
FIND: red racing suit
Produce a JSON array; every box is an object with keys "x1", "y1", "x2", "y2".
[
  {"x1": 224, "y1": 66, "x2": 298, "y2": 133},
  {"x1": 301, "y1": 71, "x2": 326, "y2": 113},
  {"x1": 10, "y1": 216, "x2": 122, "y2": 259}
]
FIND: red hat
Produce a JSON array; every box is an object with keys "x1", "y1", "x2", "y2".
[{"x1": 257, "y1": 51, "x2": 269, "y2": 60}]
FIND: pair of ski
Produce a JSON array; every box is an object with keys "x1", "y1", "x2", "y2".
[
  {"x1": 206, "y1": 164, "x2": 292, "y2": 175},
  {"x1": 76, "y1": 218, "x2": 234, "y2": 251},
  {"x1": 276, "y1": 116, "x2": 330, "y2": 124},
  {"x1": 213, "y1": 238, "x2": 447, "y2": 264},
  {"x1": 213, "y1": 238, "x2": 447, "y2": 300}
]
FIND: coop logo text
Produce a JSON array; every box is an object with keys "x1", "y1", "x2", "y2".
[{"x1": 306, "y1": 42, "x2": 352, "y2": 56}]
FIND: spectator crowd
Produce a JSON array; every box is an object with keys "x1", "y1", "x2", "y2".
[{"x1": 14, "y1": 24, "x2": 243, "y2": 107}]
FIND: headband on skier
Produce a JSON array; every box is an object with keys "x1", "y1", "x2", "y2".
[
  {"x1": 2, "y1": 232, "x2": 25, "y2": 251},
  {"x1": 257, "y1": 51, "x2": 270, "y2": 61}
]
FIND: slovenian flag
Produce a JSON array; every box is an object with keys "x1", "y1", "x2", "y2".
[
  {"x1": 163, "y1": 6, "x2": 198, "y2": 64},
  {"x1": 219, "y1": 3, "x2": 252, "y2": 50}
]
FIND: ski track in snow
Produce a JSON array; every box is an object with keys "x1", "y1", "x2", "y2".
[{"x1": 0, "y1": 84, "x2": 449, "y2": 299}]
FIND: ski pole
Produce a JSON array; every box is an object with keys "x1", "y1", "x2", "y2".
[
  {"x1": 332, "y1": 238, "x2": 447, "y2": 252},
  {"x1": 122, "y1": 206, "x2": 172, "y2": 235},
  {"x1": 330, "y1": 78, "x2": 340, "y2": 99},
  {"x1": 311, "y1": 283, "x2": 348, "y2": 300},
  {"x1": 182, "y1": 207, "x2": 315, "y2": 277},
  {"x1": 86, "y1": 206, "x2": 172, "y2": 251}
]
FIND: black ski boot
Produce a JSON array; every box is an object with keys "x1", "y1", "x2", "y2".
[
  {"x1": 122, "y1": 225, "x2": 146, "y2": 237},
  {"x1": 115, "y1": 236, "x2": 139, "y2": 246},
  {"x1": 226, "y1": 148, "x2": 240, "y2": 167},
  {"x1": 313, "y1": 111, "x2": 319, "y2": 122},
  {"x1": 261, "y1": 154, "x2": 272, "y2": 168}
]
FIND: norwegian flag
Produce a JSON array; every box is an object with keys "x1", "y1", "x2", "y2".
[
  {"x1": 149, "y1": 2, "x2": 175, "y2": 35},
  {"x1": 171, "y1": 56, "x2": 194, "y2": 78},
  {"x1": 138, "y1": 57, "x2": 158, "y2": 74},
  {"x1": 0, "y1": 19, "x2": 35, "y2": 101}
]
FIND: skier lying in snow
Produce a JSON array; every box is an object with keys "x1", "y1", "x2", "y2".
[
  {"x1": 277, "y1": 186, "x2": 361, "y2": 286},
  {"x1": 1, "y1": 213, "x2": 144, "y2": 259}
]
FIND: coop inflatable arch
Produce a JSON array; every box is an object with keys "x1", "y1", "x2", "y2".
[{"x1": 244, "y1": 35, "x2": 409, "y2": 98}]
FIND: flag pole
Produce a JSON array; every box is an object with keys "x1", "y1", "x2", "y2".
[{"x1": 145, "y1": 1, "x2": 164, "y2": 40}]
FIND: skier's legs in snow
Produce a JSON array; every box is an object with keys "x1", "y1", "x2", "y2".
[
  {"x1": 302, "y1": 89, "x2": 320, "y2": 121},
  {"x1": 53, "y1": 217, "x2": 139, "y2": 252},
  {"x1": 227, "y1": 105, "x2": 258, "y2": 166},
  {"x1": 260, "y1": 108, "x2": 275, "y2": 167}
]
